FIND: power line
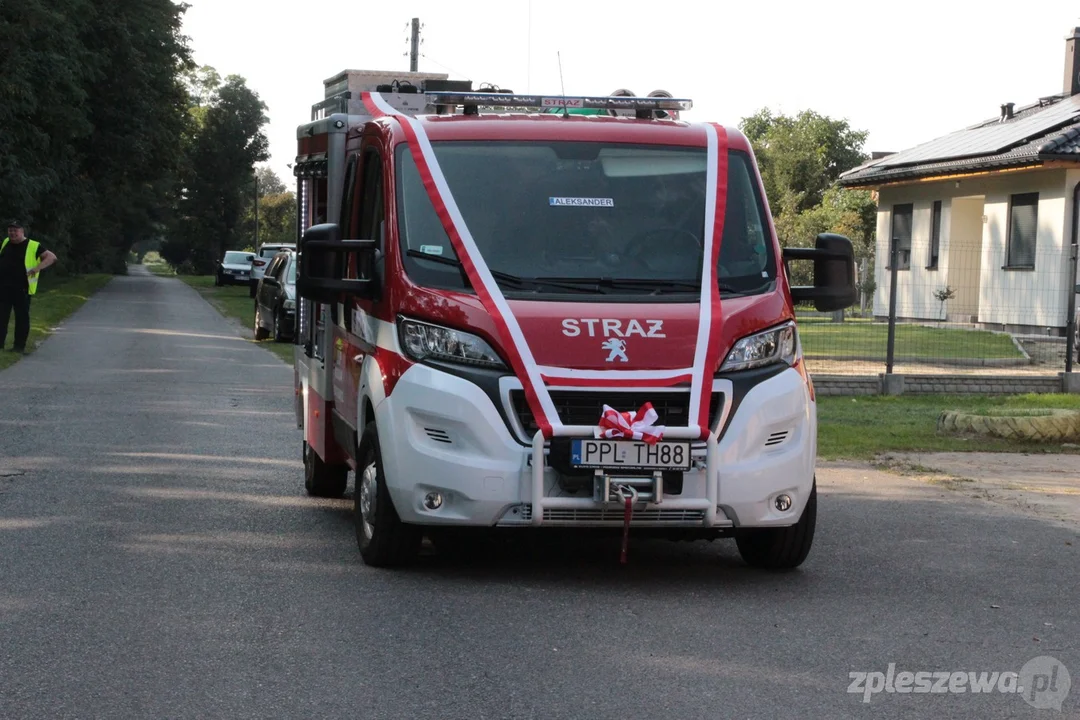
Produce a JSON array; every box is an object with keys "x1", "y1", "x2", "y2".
[{"x1": 419, "y1": 53, "x2": 471, "y2": 81}]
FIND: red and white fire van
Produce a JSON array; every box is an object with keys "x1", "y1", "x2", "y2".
[{"x1": 291, "y1": 69, "x2": 857, "y2": 568}]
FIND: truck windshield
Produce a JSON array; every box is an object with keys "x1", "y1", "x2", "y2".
[{"x1": 396, "y1": 142, "x2": 775, "y2": 297}]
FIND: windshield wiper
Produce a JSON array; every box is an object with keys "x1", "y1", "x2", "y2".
[
  {"x1": 405, "y1": 249, "x2": 595, "y2": 293},
  {"x1": 535, "y1": 277, "x2": 746, "y2": 295}
]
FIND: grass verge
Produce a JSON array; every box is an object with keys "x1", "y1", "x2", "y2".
[
  {"x1": 172, "y1": 272, "x2": 294, "y2": 364},
  {"x1": 798, "y1": 318, "x2": 1023, "y2": 361},
  {"x1": 1, "y1": 273, "x2": 114, "y2": 370},
  {"x1": 817, "y1": 393, "x2": 1080, "y2": 460}
]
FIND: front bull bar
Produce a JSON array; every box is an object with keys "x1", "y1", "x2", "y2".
[{"x1": 530, "y1": 426, "x2": 721, "y2": 527}]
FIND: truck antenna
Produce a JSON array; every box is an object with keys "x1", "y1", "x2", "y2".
[{"x1": 557, "y1": 51, "x2": 568, "y2": 117}]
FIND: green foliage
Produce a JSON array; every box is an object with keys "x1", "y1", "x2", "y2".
[
  {"x1": 739, "y1": 108, "x2": 876, "y2": 290},
  {"x1": 741, "y1": 108, "x2": 868, "y2": 213},
  {"x1": 0, "y1": 0, "x2": 192, "y2": 275},
  {"x1": 255, "y1": 166, "x2": 287, "y2": 196},
  {"x1": 236, "y1": 168, "x2": 296, "y2": 249},
  {"x1": 161, "y1": 72, "x2": 270, "y2": 273}
]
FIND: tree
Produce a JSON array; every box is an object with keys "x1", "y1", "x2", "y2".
[
  {"x1": 235, "y1": 168, "x2": 295, "y2": 249},
  {"x1": 0, "y1": 0, "x2": 191, "y2": 274},
  {"x1": 255, "y1": 166, "x2": 287, "y2": 196},
  {"x1": 254, "y1": 191, "x2": 297, "y2": 247},
  {"x1": 163, "y1": 72, "x2": 270, "y2": 272},
  {"x1": 741, "y1": 108, "x2": 868, "y2": 213},
  {"x1": 739, "y1": 108, "x2": 876, "y2": 300}
]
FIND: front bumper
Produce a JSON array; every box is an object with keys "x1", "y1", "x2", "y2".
[
  {"x1": 374, "y1": 363, "x2": 815, "y2": 529},
  {"x1": 221, "y1": 271, "x2": 250, "y2": 284}
]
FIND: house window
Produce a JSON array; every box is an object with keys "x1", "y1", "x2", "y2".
[
  {"x1": 889, "y1": 204, "x2": 913, "y2": 270},
  {"x1": 927, "y1": 200, "x2": 941, "y2": 270},
  {"x1": 1005, "y1": 192, "x2": 1038, "y2": 269}
]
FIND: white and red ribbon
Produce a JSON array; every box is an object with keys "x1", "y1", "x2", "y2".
[{"x1": 596, "y1": 403, "x2": 666, "y2": 445}]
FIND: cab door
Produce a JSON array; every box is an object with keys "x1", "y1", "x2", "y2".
[{"x1": 331, "y1": 140, "x2": 385, "y2": 439}]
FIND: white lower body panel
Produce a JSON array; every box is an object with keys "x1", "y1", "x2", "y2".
[{"x1": 372, "y1": 363, "x2": 815, "y2": 529}]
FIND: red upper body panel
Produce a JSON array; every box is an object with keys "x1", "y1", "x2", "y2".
[{"x1": 339, "y1": 113, "x2": 790, "y2": 385}]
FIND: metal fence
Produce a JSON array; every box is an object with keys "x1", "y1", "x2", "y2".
[{"x1": 799, "y1": 238, "x2": 1079, "y2": 380}]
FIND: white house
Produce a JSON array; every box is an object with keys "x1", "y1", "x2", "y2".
[{"x1": 839, "y1": 29, "x2": 1080, "y2": 335}]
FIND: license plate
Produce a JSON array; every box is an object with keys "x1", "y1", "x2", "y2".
[{"x1": 571, "y1": 439, "x2": 691, "y2": 471}]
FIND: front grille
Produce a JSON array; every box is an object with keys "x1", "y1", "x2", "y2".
[
  {"x1": 518, "y1": 505, "x2": 706, "y2": 525},
  {"x1": 510, "y1": 390, "x2": 724, "y2": 438}
]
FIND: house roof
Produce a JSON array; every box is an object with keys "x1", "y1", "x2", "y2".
[{"x1": 838, "y1": 92, "x2": 1080, "y2": 187}]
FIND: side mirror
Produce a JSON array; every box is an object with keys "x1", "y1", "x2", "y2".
[
  {"x1": 296, "y1": 223, "x2": 378, "y2": 303},
  {"x1": 246, "y1": 255, "x2": 255, "y2": 262},
  {"x1": 782, "y1": 233, "x2": 858, "y2": 312}
]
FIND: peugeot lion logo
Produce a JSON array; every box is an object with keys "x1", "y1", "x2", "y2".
[{"x1": 602, "y1": 338, "x2": 628, "y2": 363}]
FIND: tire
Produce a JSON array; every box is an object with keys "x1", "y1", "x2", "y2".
[
  {"x1": 355, "y1": 421, "x2": 422, "y2": 567},
  {"x1": 303, "y1": 441, "x2": 347, "y2": 498},
  {"x1": 735, "y1": 481, "x2": 816, "y2": 570},
  {"x1": 253, "y1": 305, "x2": 270, "y2": 341},
  {"x1": 273, "y1": 309, "x2": 287, "y2": 343}
]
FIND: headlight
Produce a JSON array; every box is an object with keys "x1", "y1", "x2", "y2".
[
  {"x1": 283, "y1": 298, "x2": 295, "y2": 310},
  {"x1": 399, "y1": 318, "x2": 506, "y2": 369},
  {"x1": 719, "y1": 322, "x2": 797, "y2": 372}
]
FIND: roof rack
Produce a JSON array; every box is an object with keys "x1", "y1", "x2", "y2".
[{"x1": 425, "y1": 91, "x2": 692, "y2": 118}]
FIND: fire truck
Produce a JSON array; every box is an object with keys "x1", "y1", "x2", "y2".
[{"x1": 290, "y1": 68, "x2": 857, "y2": 568}]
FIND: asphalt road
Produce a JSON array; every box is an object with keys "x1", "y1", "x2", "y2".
[{"x1": 1, "y1": 266, "x2": 1078, "y2": 719}]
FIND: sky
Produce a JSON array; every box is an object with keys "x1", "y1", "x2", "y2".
[{"x1": 180, "y1": 0, "x2": 1080, "y2": 185}]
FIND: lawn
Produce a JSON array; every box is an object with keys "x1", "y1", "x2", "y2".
[
  {"x1": 817, "y1": 393, "x2": 1080, "y2": 460},
  {"x1": 1, "y1": 273, "x2": 114, "y2": 370},
  {"x1": 797, "y1": 316, "x2": 1023, "y2": 361},
  {"x1": 173, "y1": 272, "x2": 295, "y2": 365}
]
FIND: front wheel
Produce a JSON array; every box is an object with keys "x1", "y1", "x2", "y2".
[
  {"x1": 355, "y1": 422, "x2": 422, "y2": 567},
  {"x1": 273, "y1": 309, "x2": 287, "y2": 342},
  {"x1": 253, "y1": 305, "x2": 270, "y2": 341},
  {"x1": 303, "y1": 441, "x2": 347, "y2": 498},
  {"x1": 734, "y1": 481, "x2": 817, "y2": 570}
]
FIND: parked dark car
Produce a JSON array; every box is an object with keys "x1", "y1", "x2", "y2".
[
  {"x1": 216, "y1": 250, "x2": 255, "y2": 287},
  {"x1": 253, "y1": 250, "x2": 296, "y2": 342}
]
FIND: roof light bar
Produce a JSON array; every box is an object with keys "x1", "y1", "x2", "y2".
[{"x1": 424, "y1": 91, "x2": 692, "y2": 112}]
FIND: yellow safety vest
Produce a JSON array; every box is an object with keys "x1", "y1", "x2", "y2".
[{"x1": 0, "y1": 237, "x2": 41, "y2": 295}]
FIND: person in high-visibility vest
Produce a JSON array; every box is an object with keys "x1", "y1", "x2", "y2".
[{"x1": 1, "y1": 219, "x2": 58, "y2": 354}]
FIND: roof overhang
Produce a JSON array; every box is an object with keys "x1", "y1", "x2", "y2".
[{"x1": 838, "y1": 158, "x2": 1080, "y2": 190}]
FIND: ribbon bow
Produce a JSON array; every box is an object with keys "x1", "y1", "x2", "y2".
[{"x1": 596, "y1": 402, "x2": 666, "y2": 445}]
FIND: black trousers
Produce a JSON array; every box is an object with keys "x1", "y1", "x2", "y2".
[{"x1": 0, "y1": 292, "x2": 31, "y2": 350}]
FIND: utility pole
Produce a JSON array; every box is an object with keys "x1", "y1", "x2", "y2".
[
  {"x1": 254, "y1": 172, "x2": 260, "y2": 249},
  {"x1": 409, "y1": 18, "x2": 420, "y2": 72}
]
